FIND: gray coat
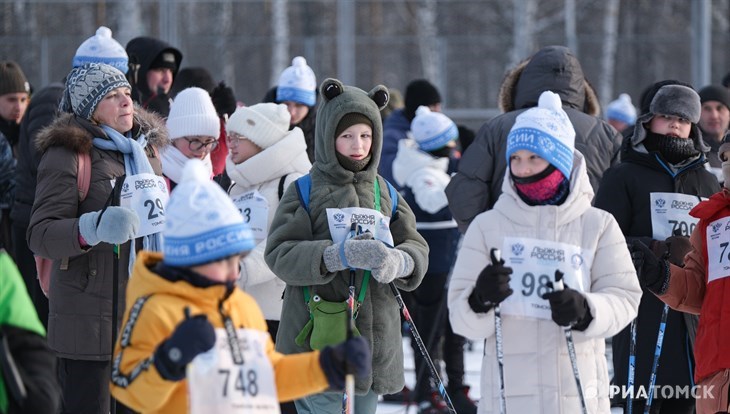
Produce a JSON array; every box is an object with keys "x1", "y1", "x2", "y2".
[
  {"x1": 265, "y1": 79, "x2": 429, "y2": 395},
  {"x1": 27, "y1": 109, "x2": 168, "y2": 360},
  {"x1": 445, "y1": 45, "x2": 622, "y2": 233}
]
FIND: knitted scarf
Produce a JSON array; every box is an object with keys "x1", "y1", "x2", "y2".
[
  {"x1": 94, "y1": 125, "x2": 162, "y2": 274},
  {"x1": 160, "y1": 143, "x2": 213, "y2": 186},
  {"x1": 511, "y1": 164, "x2": 570, "y2": 206},
  {"x1": 643, "y1": 131, "x2": 700, "y2": 165}
]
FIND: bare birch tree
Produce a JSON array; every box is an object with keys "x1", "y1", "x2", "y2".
[
  {"x1": 415, "y1": 0, "x2": 441, "y2": 86},
  {"x1": 510, "y1": 0, "x2": 537, "y2": 67},
  {"x1": 599, "y1": 0, "x2": 620, "y2": 109},
  {"x1": 270, "y1": 0, "x2": 290, "y2": 86}
]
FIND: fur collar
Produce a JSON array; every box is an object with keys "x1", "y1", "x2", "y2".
[
  {"x1": 497, "y1": 50, "x2": 600, "y2": 116},
  {"x1": 35, "y1": 105, "x2": 170, "y2": 154}
]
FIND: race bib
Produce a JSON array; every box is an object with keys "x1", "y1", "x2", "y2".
[
  {"x1": 119, "y1": 173, "x2": 169, "y2": 237},
  {"x1": 188, "y1": 329, "x2": 279, "y2": 414},
  {"x1": 230, "y1": 190, "x2": 269, "y2": 242},
  {"x1": 500, "y1": 237, "x2": 593, "y2": 320},
  {"x1": 706, "y1": 217, "x2": 730, "y2": 283},
  {"x1": 650, "y1": 193, "x2": 704, "y2": 239},
  {"x1": 326, "y1": 207, "x2": 394, "y2": 246}
]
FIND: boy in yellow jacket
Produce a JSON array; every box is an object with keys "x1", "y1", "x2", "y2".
[{"x1": 110, "y1": 159, "x2": 370, "y2": 413}]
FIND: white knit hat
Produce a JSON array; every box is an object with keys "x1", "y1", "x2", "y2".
[
  {"x1": 227, "y1": 103, "x2": 291, "y2": 150},
  {"x1": 163, "y1": 159, "x2": 255, "y2": 266},
  {"x1": 606, "y1": 93, "x2": 637, "y2": 125},
  {"x1": 506, "y1": 91, "x2": 576, "y2": 179},
  {"x1": 166, "y1": 87, "x2": 220, "y2": 140},
  {"x1": 410, "y1": 106, "x2": 458, "y2": 151},
  {"x1": 73, "y1": 27, "x2": 129, "y2": 74},
  {"x1": 276, "y1": 56, "x2": 317, "y2": 106}
]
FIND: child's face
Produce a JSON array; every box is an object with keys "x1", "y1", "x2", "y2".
[
  {"x1": 509, "y1": 149, "x2": 550, "y2": 178},
  {"x1": 649, "y1": 114, "x2": 691, "y2": 138},
  {"x1": 227, "y1": 132, "x2": 262, "y2": 164},
  {"x1": 172, "y1": 135, "x2": 218, "y2": 160},
  {"x1": 335, "y1": 123, "x2": 372, "y2": 161}
]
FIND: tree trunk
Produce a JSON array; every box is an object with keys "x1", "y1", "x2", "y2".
[
  {"x1": 416, "y1": 0, "x2": 441, "y2": 86},
  {"x1": 599, "y1": 0, "x2": 620, "y2": 109},
  {"x1": 270, "y1": 0, "x2": 290, "y2": 86}
]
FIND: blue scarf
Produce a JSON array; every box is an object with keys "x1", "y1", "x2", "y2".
[{"x1": 93, "y1": 125, "x2": 163, "y2": 274}]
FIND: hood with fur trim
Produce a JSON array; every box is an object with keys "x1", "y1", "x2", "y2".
[
  {"x1": 498, "y1": 45, "x2": 601, "y2": 116},
  {"x1": 35, "y1": 105, "x2": 169, "y2": 154}
]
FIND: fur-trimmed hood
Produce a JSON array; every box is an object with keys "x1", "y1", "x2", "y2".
[
  {"x1": 35, "y1": 105, "x2": 170, "y2": 154},
  {"x1": 498, "y1": 45, "x2": 601, "y2": 116}
]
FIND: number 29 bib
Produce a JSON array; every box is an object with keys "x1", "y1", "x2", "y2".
[
  {"x1": 119, "y1": 173, "x2": 169, "y2": 237},
  {"x1": 500, "y1": 237, "x2": 593, "y2": 321},
  {"x1": 188, "y1": 328, "x2": 279, "y2": 414}
]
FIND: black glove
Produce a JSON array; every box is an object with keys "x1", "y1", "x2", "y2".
[
  {"x1": 154, "y1": 309, "x2": 216, "y2": 381},
  {"x1": 652, "y1": 236, "x2": 692, "y2": 267},
  {"x1": 468, "y1": 249, "x2": 513, "y2": 312},
  {"x1": 541, "y1": 276, "x2": 592, "y2": 331},
  {"x1": 211, "y1": 82, "x2": 237, "y2": 117},
  {"x1": 629, "y1": 240, "x2": 670, "y2": 293},
  {"x1": 319, "y1": 336, "x2": 372, "y2": 390}
]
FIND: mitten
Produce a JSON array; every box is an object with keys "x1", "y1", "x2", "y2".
[
  {"x1": 371, "y1": 249, "x2": 414, "y2": 283},
  {"x1": 652, "y1": 236, "x2": 692, "y2": 267},
  {"x1": 210, "y1": 82, "x2": 237, "y2": 117},
  {"x1": 468, "y1": 252, "x2": 513, "y2": 312},
  {"x1": 78, "y1": 206, "x2": 139, "y2": 246},
  {"x1": 154, "y1": 311, "x2": 216, "y2": 381},
  {"x1": 322, "y1": 232, "x2": 375, "y2": 273},
  {"x1": 319, "y1": 336, "x2": 372, "y2": 390},
  {"x1": 630, "y1": 240, "x2": 670, "y2": 293},
  {"x1": 541, "y1": 284, "x2": 592, "y2": 330}
]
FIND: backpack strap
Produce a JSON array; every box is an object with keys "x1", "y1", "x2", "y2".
[
  {"x1": 383, "y1": 178, "x2": 399, "y2": 216},
  {"x1": 278, "y1": 174, "x2": 288, "y2": 201},
  {"x1": 294, "y1": 174, "x2": 312, "y2": 213},
  {"x1": 77, "y1": 152, "x2": 91, "y2": 202}
]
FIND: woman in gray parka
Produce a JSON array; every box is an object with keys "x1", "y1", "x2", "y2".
[{"x1": 265, "y1": 78, "x2": 429, "y2": 414}]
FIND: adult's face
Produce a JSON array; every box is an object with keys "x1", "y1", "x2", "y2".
[
  {"x1": 283, "y1": 101, "x2": 309, "y2": 125},
  {"x1": 146, "y1": 68, "x2": 174, "y2": 95},
  {"x1": 698, "y1": 100, "x2": 730, "y2": 142},
  {"x1": 0, "y1": 92, "x2": 29, "y2": 124},
  {"x1": 92, "y1": 87, "x2": 134, "y2": 133}
]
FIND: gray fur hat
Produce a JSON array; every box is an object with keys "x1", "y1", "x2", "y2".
[{"x1": 631, "y1": 84, "x2": 709, "y2": 152}]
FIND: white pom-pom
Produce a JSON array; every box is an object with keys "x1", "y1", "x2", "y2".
[
  {"x1": 538, "y1": 91, "x2": 562, "y2": 111},
  {"x1": 96, "y1": 26, "x2": 112, "y2": 39},
  {"x1": 292, "y1": 56, "x2": 307, "y2": 67},
  {"x1": 618, "y1": 93, "x2": 632, "y2": 104},
  {"x1": 415, "y1": 105, "x2": 431, "y2": 117},
  {"x1": 180, "y1": 158, "x2": 209, "y2": 184}
]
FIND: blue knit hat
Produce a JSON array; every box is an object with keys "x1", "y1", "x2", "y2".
[
  {"x1": 72, "y1": 27, "x2": 129, "y2": 74},
  {"x1": 410, "y1": 106, "x2": 458, "y2": 151},
  {"x1": 276, "y1": 56, "x2": 317, "y2": 106},
  {"x1": 606, "y1": 93, "x2": 637, "y2": 126},
  {"x1": 506, "y1": 91, "x2": 576, "y2": 179},
  {"x1": 62, "y1": 62, "x2": 131, "y2": 120},
  {"x1": 163, "y1": 159, "x2": 255, "y2": 267}
]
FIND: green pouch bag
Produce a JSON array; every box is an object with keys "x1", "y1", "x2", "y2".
[{"x1": 295, "y1": 296, "x2": 361, "y2": 350}]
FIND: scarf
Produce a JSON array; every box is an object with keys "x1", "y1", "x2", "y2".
[
  {"x1": 643, "y1": 131, "x2": 700, "y2": 165},
  {"x1": 94, "y1": 125, "x2": 162, "y2": 274},
  {"x1": 511, "y1": 164, "x2": 570, "y2": 206},
  {"x1": 336, "y1": 152, "x2": 372, "y2": 172},
  {"x1": 160, "y1": 143, "x2": 213, "y2": 185}
]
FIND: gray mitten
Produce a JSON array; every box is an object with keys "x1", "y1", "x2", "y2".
[
  {"x1": 371, "y1": 249, "x2": 414, "y2": 283},
  {"x1": 322, "y1": 232, "x2": 375, "y2": 273},
  {"x1": 79, "y1": 206, "x2": 140, "y2": 246}
]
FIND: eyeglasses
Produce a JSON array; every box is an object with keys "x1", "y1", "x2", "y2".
[
  {"x1": 184, "y1": 137, "x2": 218, "y2": 152},
  {"x1": 226, "y1": 133, "x2": 247, "y2": 148}
]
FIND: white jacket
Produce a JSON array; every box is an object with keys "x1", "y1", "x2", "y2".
[
  {"x1": 392, "y1": 138, "x2": 451, "y2": 214},
  {"x1": 226, "y1": 127, "x2": 312, "y2": 320},
  {"x1": 448, "y1": 152, "x2": 641, "y2": 414}
]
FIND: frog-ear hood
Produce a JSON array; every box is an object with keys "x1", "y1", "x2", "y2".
[{"x1": 314, "y1": 78, "x2": 390, "y2": 174}]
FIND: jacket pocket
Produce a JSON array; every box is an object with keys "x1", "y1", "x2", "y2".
[{"x1": 696, "y1": 369, "x2": 730, "y2": 414}]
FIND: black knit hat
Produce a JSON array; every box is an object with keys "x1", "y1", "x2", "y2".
[
  {"x1": 0, "y1": 61, "x2": 30, "y2": 96},
  {"x1": 404, "y1": 79, "x2": 441, "y2": 121},
  {"x1": 170, "y1": 67, "x2": 216, "y2": 97},
  {"x1": 335, "y1": 112, "x2": 372, "y2": 137},
  {"x1": 699, "y1": 85, "x2": 730, "y2": 110}
]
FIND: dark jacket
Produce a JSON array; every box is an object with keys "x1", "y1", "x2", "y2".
[
  {"x1": 380, "y1": 108, "x2": 411, "y2": 189},
  {"x1": 27, "y1": 109, "x2": 168, "y2": 361},
  {"x1": 445, "y1": 45, "x2": 622, "y2": 233},
  {"x1": 594, "y1": 129, "x2": 720, "y2": 394},
  {"x1": 10, "y1": 83, "x2": 64, "y2": 228},
  {"x1": 262, "y1": 86, "x2": 317, "y2": 163}
]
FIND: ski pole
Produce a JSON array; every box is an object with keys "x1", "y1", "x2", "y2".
[
  {"x1": 553, "y1": 270, "x2": 588, "y2": 414},
  {"x1": 627, "y1": 318, "x2": 637, "y2": 414},
  {"x1": 644, "y1": 304, "x2": 669, "y2": 414},
  {"x1": 389, "y1": 282, "x2": 456, "y2": 414},
  {"x1": 343, "y1": 223, "x2": 358, "y2": 414},
  {"x1": 489, "y1": 248, "x2": 507, "y2": 414}
]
